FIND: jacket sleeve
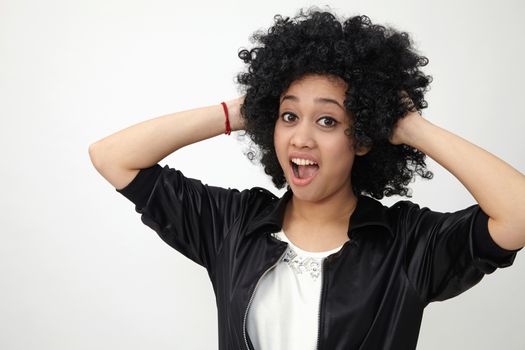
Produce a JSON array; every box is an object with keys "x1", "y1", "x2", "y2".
[
  {"x1": 116, "y1": 163, "x2": 248, "y2": 270},
  {"x1": 398, "y1": 201, "x2": 522, "y2": 305}
]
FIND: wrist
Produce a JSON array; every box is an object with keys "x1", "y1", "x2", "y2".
[
  {"x1": 225, "y1": 97, "x2": 245, "y2": 132},
  {"x1": 399, "y1": 113, "x2": 432, "y2": 148}
]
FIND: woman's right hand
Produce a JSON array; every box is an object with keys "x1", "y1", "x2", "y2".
[{"x1": 90, "y1": 95, "x2": 248, "y2": 190}]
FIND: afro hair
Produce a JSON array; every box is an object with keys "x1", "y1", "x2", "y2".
[{"x1": 236, "y1": 7, "x2": 433, "y2": 199}]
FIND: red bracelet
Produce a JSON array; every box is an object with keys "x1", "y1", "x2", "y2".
[{"x1": 220, "y1": 101, "x2": 231, "y2": 135}]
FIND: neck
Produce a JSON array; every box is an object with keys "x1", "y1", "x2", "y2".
[{"x1": 285, "y1": 189, "x2": 358, "y2": 228}]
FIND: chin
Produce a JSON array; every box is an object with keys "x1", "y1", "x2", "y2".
[{"x1": 288, "y1": 185, "x2": 325, "y2": 202}]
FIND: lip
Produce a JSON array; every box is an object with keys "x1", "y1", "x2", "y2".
[
  {"x1": 289, "y1": 162, "x2": 318, "y2": 186},
  {"x1": 288, "y1": 152, "x2": 320, "y2": 187}
]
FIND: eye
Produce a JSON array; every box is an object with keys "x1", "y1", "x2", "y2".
[
  {"x1": 317, "y1": 116, "x2": 338, "y2": 128},
  {"x1": 281, "y1": 112, "x2": 297, "y2": 123}
]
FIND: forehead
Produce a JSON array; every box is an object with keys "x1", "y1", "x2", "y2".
[
  {"x1": 282, "y1": 74, "x2": 347, "y2": 96},
  {"x1": 279, "y1": 74, "x2": 350, "y2": 116}
]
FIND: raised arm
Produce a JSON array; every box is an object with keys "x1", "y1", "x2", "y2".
[
  {"x1": 88, "y1": 97, "x2": 244, "y2": 190},
  {"x1": 391, "y1": 110, "x2": 525, "y2": 251}
]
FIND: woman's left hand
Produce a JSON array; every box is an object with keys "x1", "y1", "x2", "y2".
[{"x1": 389, "y1": 91, "x2": 423, "y2": 146}]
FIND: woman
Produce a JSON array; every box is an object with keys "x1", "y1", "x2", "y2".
[{"x1": 89, "y1": 8, "x2": 525, "y2": 350}]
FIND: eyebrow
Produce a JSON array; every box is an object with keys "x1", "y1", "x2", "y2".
[{"x1": 280, "y1": 95, "x2": 344, "y2": 110}]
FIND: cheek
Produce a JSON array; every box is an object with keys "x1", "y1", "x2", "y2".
[
  {"x1": 273, "y1": 123, "x2": 289, "y2": 147},
  {"x1": 273, "y1": 129, "x2": 287, "y2": 163},
  {"x1": 325, "y1": 135, "x2": 353, "y2": 155},
  {"x1": 331, "y1": 155, "x2": 353, "y2": 172},
  {"x1": 273, "y1": 129, "x2": 280, "y2": 151},
  {"x1": 324, "y1": 139, "x2": 355, "y2": 173}
]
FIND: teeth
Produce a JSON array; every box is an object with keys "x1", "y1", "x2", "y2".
[{"x1": 291, "y1": 158, "x2": 318, "y2": 166}]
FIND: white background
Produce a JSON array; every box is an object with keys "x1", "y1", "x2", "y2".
[{"x1": 1, "y1": 0, "x2": 524, "y2": 349}]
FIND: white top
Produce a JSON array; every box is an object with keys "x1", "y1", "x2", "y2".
[{"x1": 246, "y1": 229, "x2": 344, "y2": 350}]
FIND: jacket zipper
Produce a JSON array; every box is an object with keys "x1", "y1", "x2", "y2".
[
  {"x1": 317, "y1": 239, "x2": 351, "y2": 350},
  {"x1": 243, "y1": 244, "x2": 288, "y2": 350},
  {"x1": 316, "y1": 256, "x2": 329, "y2": 350},
  {"x1": 242, "y1": 238, "x2": 350, "y2": 350}
]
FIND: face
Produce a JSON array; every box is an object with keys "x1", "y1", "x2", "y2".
[{"x1": 274, "y1": 74, "x2": 369, "y2": 203}]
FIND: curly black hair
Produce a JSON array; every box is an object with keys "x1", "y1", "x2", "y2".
[{"x1": 235, "y1": 7, "x2": 433, "y2": 199}]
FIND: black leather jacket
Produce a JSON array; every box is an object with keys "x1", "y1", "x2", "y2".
[{"x1": 117, "y1": 164, "x2": 521, "y2": 350}]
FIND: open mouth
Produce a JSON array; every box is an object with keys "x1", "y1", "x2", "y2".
[{"x1": 290, "y1": 161, "x2": 320, "y2": 180}]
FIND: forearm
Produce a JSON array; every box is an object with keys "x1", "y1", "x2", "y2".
[
  {"x1": 89, "y1": 99, "x2": 242, "y2": 171},
  {"x1": 401, "y1": 114, "x2": 525, "y2": 249}
]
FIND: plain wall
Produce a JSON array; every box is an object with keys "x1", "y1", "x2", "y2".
[{"x1": 1, "y1": 0, "x2": 524, "y2": 349}]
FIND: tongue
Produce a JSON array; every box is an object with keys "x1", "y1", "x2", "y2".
[{"x1": 298, "y1": 164, "x2": 319, "y2": 179}]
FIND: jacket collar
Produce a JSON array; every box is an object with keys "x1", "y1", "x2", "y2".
[{"x1": 246, "y1": 188, "x2": 394, "y2": 238}]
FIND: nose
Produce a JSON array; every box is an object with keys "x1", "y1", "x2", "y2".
[{"x1": 290, "y1": 120, "x2": 316, "y2": 149}]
